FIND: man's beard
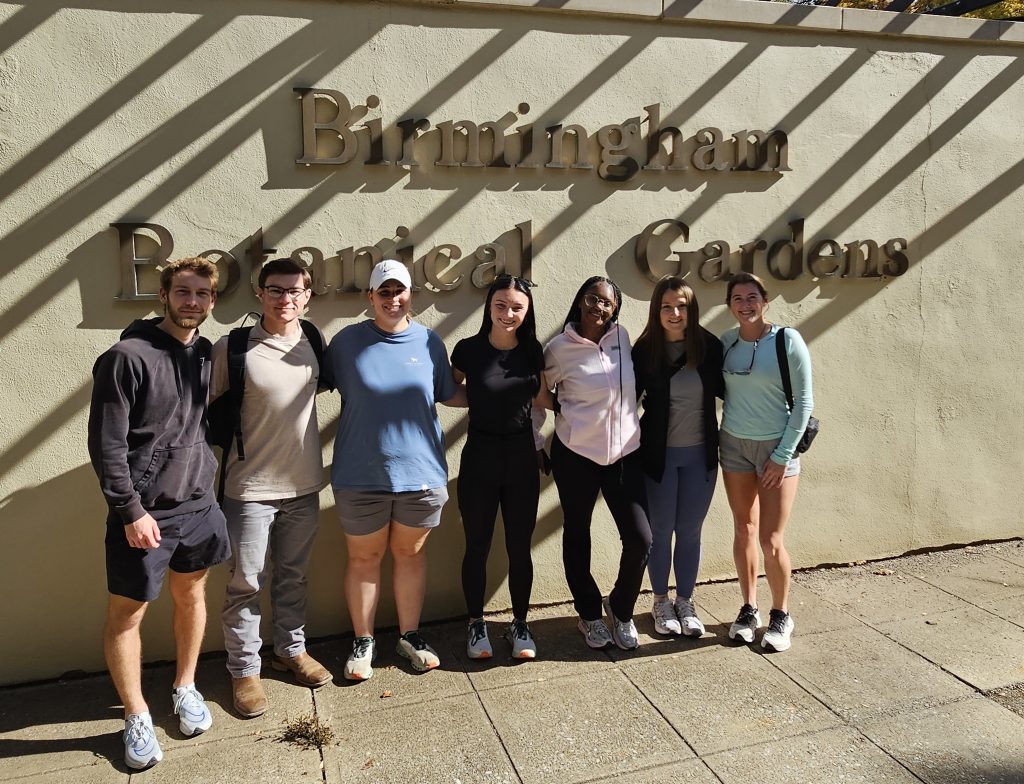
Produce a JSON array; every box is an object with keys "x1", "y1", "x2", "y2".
[{"x1": 166, "y1": 304, "x2": 208, "y2": 330}]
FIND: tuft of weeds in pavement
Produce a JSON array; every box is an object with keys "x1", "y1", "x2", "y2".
[{"x1": 280, "y1": 713, "x2": 335, "y2": 750}]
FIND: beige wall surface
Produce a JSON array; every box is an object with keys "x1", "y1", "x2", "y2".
[{"x1": 0, "y1": 0, "x2": 1021, "y2": 684}]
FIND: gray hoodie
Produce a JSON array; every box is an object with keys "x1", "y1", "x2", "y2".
[{"x1": 88, "y1": 317, "x2": 217, "y2": 523}]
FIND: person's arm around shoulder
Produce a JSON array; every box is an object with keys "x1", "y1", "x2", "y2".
[
  {"x1": 542, "y1": 337, "x2": 564, "y2": 390},
  {"x1": 310, "y1": 323, "x2": 330, "y2": 395},
  {"x1": 702, "y1": 328, "x2": 725, "y2": 399},
  {"x1": 209, "y1": 335, "x2": 229, "y2": 403},
  {"x1": 631, "y1": 338, "x2": 650, "y2": 405},
  {"x1": 88, "y1": 349, "x2": 162, "y2": 549},
  {"x1": 319, "y1": 330, "x2": 341, "y2": 393},
  {"x1": 428, "y1": 329, "x2": 464, "y2": 407}
]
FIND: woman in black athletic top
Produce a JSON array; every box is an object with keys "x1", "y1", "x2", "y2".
[{"x1": 451, "y1": 274, "x2": 549, "y2": 661}]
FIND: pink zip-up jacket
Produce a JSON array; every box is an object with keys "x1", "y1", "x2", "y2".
[{"x1": 543, "y1": 322, "x2": 641, "y2": 466}]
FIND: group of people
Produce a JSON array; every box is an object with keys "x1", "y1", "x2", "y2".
[{"x1": 88, "y1": 256, "x2": 812, "y2": 771}]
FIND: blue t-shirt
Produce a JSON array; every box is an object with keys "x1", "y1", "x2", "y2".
[
  {"x1": 322, "y1": 320, "x2": 457, "y2": 492},
  {"x1": 720, "y1": 324, "x2": 813, "y2": 464}
]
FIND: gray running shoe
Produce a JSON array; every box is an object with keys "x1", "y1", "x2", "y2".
[
  {"x1": 674, "y1": 596, "x2": 706, "y2": 638},
  {"x1": 467, "y1": 619, "x2": 493, "y2": 660},
  {"x1": 728, "y1": 603, "x2": 761, "y2": 644},
  {"x1": 761, "y1": 609, "x2": 795, "y2": 652},
  {"x1": 603, "y1": 597, "x2": 639, "y2": 650},
  {"x1": 652, "y1": 597, "x2": 682, "y2": 635},
  {"x1": 577, "y1": 617, "x2": 613, "y2": 649},
  {"x1": 397, "y1": 631, "x2": 440, "y2": 672},
  {"x1": 506, "y1": 619, "x2": 537, "y2": 659},
  {"x1": 344, "y1": 636, "x2": 376, "y2": 681},
  {"x1": 123, "y1": 712, "x2": 162, "y2": 770}
]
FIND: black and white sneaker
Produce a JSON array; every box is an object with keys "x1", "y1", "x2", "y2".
[
  {"x1": 761, "y1": 609, "x2": 795, "y2": 652},
  {"x1": 728, "y1": 603, "x2": 761, "y2": 644}
]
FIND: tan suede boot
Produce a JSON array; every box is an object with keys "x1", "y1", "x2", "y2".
[
  {"x1": 270, "y1": 652, "x2": 332, "y2": 688},
  {"x1": 231, "y1": 675, "x2": 268, "y2": 718}
]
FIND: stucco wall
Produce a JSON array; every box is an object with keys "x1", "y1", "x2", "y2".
[{"x1": 0, "y1": 0, "x2": 1021, "y2": 684}]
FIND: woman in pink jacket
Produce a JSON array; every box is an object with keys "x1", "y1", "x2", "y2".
[{"x1": 543, "y1": 276, "x2": 652, "y2": 651}]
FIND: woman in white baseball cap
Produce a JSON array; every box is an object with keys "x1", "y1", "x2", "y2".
[{"x1": 321, "y1": 259, "x2": 465, "y2": 680}]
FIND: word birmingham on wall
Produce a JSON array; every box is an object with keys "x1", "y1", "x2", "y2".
[{"x1": 295, "y1": 89, "x2": 790, "y2": 181}]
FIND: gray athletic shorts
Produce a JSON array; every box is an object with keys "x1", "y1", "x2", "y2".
[
  {"x1": 333, "y1": 487, "x2": 449, "y2": 536},
  {"x1": 719, "y1": 431, "x2": 800, "y2": 478}
]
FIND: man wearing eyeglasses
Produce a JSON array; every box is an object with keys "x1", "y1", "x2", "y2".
[{"x1": 210, "y1": 257, "x2": 330, "y2": 718}]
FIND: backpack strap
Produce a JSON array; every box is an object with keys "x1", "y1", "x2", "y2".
[
  {"x1": 226, "y1": 326, "x2": 253, "y2": 459},
  {"x1": 216, "y1": 325, "x2": 253, "y2": 502},
  {"x1": 299, "y1": 319, "x2": 324, "y2": 370},
  {"x1": 775, "y1": 327, "x2": 795, "y2": 413}
]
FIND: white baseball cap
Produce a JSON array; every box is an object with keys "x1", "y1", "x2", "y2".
[{"x1": 368, "y1": 259, "x2": 412, "y2": 291}]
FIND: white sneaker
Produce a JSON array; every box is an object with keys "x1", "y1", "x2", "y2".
[
  {"x1": 673, "y1": 596, "x2": 705, "y2": 638},
  {"x1": 172, "y1": 685, "x2": 212, "y2": 737},
  {"x1": 466, "y1": 619, "x2": 493, "y2": 659},
  {"x1": 506, "y1": 619, "x2": 537, "y2": 659},
  {"x1": 652, "y1": 597, "x2": 682, "y2": 635},
  {"x1": 603, "y1": 597, "x2": 639, "y2": 651},
  {"x1": 761, "y1": 609, "x2": 795, "y2": 652},
  {"x1": 123, "y1": 712, "x2": 162, "y2": 770},
  {"x1": 396, "y1": 631, "x2": 440, "y2": 672},
  {"x1": 344, "y1": 636, "x2": 376, "y2": 681},
  {"x1": 728, "y1": 604, "x2": 762, "y2": 644},
  {"x1": 577, "y1": 617, "x2": 613, "y2": 649}
]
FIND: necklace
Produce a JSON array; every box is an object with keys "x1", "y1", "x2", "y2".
[{"x1": 740, "y1": 322, "x2": 770, "y2": 342}]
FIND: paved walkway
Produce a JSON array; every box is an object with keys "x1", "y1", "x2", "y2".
[{"x1": 2, "y1": 541, "x2": 1024, "y2": 783}]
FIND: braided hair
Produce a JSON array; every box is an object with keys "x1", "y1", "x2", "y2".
[{"x1": 561, "y1": 275, "x2": 622, "y2": 332}]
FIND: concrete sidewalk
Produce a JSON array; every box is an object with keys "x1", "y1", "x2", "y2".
[{"x1": 2, "y1": 541, "x2": 1024, "y2": 784}]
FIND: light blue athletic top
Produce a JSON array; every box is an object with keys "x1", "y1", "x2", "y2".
[
  {"x1": 322, "y1": 320, "x2": 457, "y2": 492},
  {"x1": 720, "y1": 324, "x2": 813, "y2": 464}
]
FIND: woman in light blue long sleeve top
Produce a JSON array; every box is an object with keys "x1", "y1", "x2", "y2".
[{"x1": 720, "y1": 273, "x2": 813, "y2": 653}]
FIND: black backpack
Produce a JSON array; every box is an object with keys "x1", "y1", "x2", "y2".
[{"x1": 207, "y1": 317, "x2": 325, "y2": 499}]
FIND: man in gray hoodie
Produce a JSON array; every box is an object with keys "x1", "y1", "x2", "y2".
[{"x1": 88, "y1": 257, "x2": 229, "y2": 770}]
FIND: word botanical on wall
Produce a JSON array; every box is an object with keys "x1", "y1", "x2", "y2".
[
  {"x1": 110, "y1": 221, "x2": 534, "y2": 300},
  {"x1": 636, "y1": 218, "x2": 910, "y2": 282},
  {"x1": 295, "y1": 89, "x2": 790, "y2": 182}
]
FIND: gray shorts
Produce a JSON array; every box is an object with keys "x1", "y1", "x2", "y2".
[
  {"x1": 719, "y1": 431, "x2": 800, "y2": 478},
  {"x1": 333, "y1": 487, "x2": 449, "y2": 536}
]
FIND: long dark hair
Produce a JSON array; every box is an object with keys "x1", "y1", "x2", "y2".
[
  {"x1": 635, "y1": 275, "x2": 706, "y2": 374},
  {"x1": 561, "y1": 275, "x2": 622, "y2": 332},
  {"x1": 479, "y1": 274, "x2": 544, "y2": 382}
]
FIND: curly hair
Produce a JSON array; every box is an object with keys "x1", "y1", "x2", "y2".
[{"x1": 159, "y1": 257, "x2": 219, "y2": 293}]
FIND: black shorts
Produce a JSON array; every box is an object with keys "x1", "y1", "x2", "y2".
[{"x1": 105, "y1": 504, "x2": 230, "y2": 602}]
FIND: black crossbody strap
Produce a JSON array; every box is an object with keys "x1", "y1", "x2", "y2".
[
  {"x1": 299, "y1": 319, "x2": 324, "y2": 368},
  {"x1": 226, "y1": 326, "x2": 252, "y2": 460},
  {"x1": 775, "y1": 327, "x2": 795, "y2": 413},
  {"x1": 216, "y1": 326, "x2": 252, "y2": 502}
]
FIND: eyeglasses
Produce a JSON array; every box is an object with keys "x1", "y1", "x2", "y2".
[
  {"x1": 262, "y1": 286, "x2": 310, "y2": 300},
  {"x1": 723, "y1": 338, "x2": 759, "y2": 375},
  {"x1": 494, "y1": 273, "x2": 535, "y2": 290},
  {"x1": 582, "y1": 293, "x2": 616, "y2": 311}
]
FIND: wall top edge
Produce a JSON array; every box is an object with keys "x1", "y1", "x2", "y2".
[{"x1": 421, "y1": 0, "x2": 1024, "y2": 47}]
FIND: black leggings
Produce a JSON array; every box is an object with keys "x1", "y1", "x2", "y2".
[
  {"x1": 551, "y1": 435, "x2": 652, "y2": 622},
  {"x1": 457, "y1": 432, "x2": 539, "y2": 620}
]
